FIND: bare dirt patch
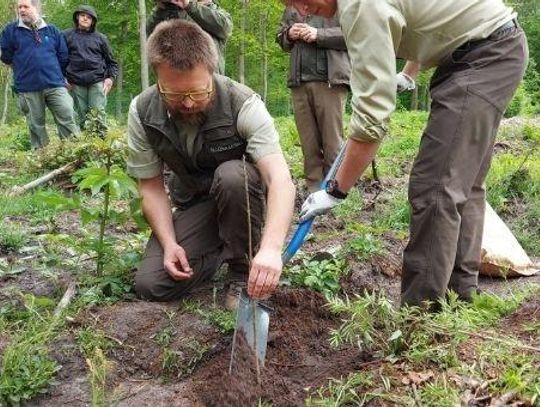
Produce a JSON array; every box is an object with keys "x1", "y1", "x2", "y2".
[
  {"x1": 499, "y1": 293, "x2": 540, "y2": 346},
  {"x1": 33, "y1": 334, "x2": 90, "y2": 407},
  {"x1": 33, "y1": 288, "x2": 369, "y2": 406},
  {"x1": 183, "y1": 289, "x2": 367, "y2": 407}
]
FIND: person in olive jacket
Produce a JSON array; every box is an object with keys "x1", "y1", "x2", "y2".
[
  {"x1": 277, "y1": 7, "x2": 350, "y2": 192},
  {"x1": 64, "y1": 5, "x2": 118, "y2": 129},
  {"x1": 147, "y1": 0, "x2": 232, "y2": 74}
]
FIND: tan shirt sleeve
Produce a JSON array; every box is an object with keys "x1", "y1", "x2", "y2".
[
  {"x1": 237, "y1": 94, "x2": 283, "y2": 162},
  {"x1": 126, "y1": 97, "x2": 163, "y2": 179},
  {"x1": 338, "y1": 0, "x2": 405, "y2": 143}
]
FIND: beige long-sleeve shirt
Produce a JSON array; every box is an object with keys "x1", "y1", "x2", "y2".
[{"x1": 337, "y1": 0, "x2": 515, "y2": 142}]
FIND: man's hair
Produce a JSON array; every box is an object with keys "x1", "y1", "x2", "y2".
[
  {"x1": 147, "y1": 20, "x2": 218, "y2": 73},
  {"x1": 18, "y1": 0, "x2": 42, "y2": 10}
]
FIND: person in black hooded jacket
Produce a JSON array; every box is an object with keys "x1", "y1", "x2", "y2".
[{"x1": 64, "y1": 5, "x2": 118, "y2": 130}]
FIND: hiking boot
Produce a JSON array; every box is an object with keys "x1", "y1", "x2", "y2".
[{"x1": 225, "y1": 281, "x2": 247, "y2": 311}]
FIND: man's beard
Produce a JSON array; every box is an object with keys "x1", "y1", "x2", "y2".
[
  {"x1": 171, "y1": 110, "x2": 207, "y2": 125},
  {"x1": 167, "y1": 93, "x2": 216, "y2": 126},
  {"x1": 20, "y1": 14, "x2": 38, "y2": 25}
]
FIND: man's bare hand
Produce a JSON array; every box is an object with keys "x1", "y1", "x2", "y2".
[
  {"x1": 103, "y1": 78, "x2": 113, "y2": 96},
  {"x1": 300, "y1": 26, "x2": 317, "y2": 43},
  {"x1": 169, "y1": 0, "x2": 190, "y2": 9},
  {"x1": 287, "y1": 23, "x2": 309, "y2": 41},
  {"x1": 163, "y1": 243, "x2": 193, "y2": 280},
  {"x1": 248, "y1": 248, "x2": 282, "y2": 299}
]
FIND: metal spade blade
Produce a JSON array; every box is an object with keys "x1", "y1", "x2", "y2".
[{"x1": 229, "y1": 289, "x2": 271, "y2": 374}]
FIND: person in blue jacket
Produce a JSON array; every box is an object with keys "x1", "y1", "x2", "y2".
[
  {"x1": 64, "y1": 5, "x2": 118, "y2": 130},
  {"x1": 0, "y1": 0, "x2": 78, "y2": 149}
]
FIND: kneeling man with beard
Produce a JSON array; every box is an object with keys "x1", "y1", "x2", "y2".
[{"x1": 127, "y1": 19, "x2": 295, "y2": 306}]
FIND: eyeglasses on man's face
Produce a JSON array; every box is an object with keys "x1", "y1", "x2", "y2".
[{"x1": 157, "y1": 81, "x2": 214, "y2": 103}]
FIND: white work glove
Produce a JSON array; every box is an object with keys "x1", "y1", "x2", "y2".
[
  {"x1": 299, "y1": 190, "x2": 343, "y2": 222},
  {"x1": 396, "y1": 72, "x2": 415, "y2": 92}
]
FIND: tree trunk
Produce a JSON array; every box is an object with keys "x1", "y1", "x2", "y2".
[
  {"x1": 139, "y1": 0, "x2": 149, "y2": 90},
  {"x1": 115, "y1": 22, "x2": 127, "y2": 119},
  {"x1": 410, "y1": 84, "x2": 418, "y2": 111},
  {"x1": 1, "y1": 80, "x2": 8, "y2": 126},
  {"x1": 10, "y1": 160, "x2": 81, "y2": 196},
  {"x1": 422, "y1": 83, "x2": 431, "y2": 112},
  {"x1": 115, "y1": 59, "x2": 124, "y2": 119},
  {"x1": 238, "y1": 0, "x2": 248, "y2": 84}
]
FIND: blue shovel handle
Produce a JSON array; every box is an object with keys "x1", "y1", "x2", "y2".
[
  {"x1": 281, "y1": 141, "x2": 348, "y2": 265},
  {"x1": 281, "y1": 218, "x2": 314, "y2": 264}
]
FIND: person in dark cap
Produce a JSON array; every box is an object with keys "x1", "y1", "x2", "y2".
[{"x1": 64, "y1": 5, "x2": 118, "y2": 130}]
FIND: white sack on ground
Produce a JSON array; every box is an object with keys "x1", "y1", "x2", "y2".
[{"x1": 480, "y1": 202, "x2": 540, "y2": 277}]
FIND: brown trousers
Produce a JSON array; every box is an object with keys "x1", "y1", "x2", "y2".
[
  {"x1": 292, "y1": 82, "x2": 348, "y2": 192},
  {"x1": 401, "y1": 26, "x2": 528, "y2": 307},
  {"x1": 135, "y1": 160, "x2": 264, "y2": 301}
]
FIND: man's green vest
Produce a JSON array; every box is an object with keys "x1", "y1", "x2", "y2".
[{"x1": 136, "y1": 75, "x2": 254, "y2": 208}]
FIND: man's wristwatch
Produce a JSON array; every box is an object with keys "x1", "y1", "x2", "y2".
[{"x1": 325, "y1": 179, "x2": 348, "y2": 199}]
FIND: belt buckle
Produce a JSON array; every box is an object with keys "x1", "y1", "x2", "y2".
[{"x1": 492, "y1": 19, "x2": 517, "y2": 37}]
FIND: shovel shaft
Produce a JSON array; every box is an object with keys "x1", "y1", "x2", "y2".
[
  {"x1": 281, "y1": 218, "x2": 313, "y2": 264},
  {"x1": 282, "y1": 141, "x2": 348, "y2": 265}
]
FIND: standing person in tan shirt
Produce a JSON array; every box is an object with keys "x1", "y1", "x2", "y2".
[{"x1": 292, "y1": 0, "x2": 528, "y2": 308}]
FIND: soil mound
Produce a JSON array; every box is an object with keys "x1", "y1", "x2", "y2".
[{"x1": 185, "y1": 288, "x2": 368, "y2": 406}]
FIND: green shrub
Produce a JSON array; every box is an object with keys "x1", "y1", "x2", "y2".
[
  {"x1": 275, "y1": 116, "x2": 304, "y2": 180},
  {"x1": 344, "y1": 233, "x2": 383, "y2": 260},
  {"x1": 523, "y1": 58, "x2": 540, "y2": 115},
  {"x1": 285, "y1": 256, "x2": 348, "y2": 296},
  {"x1": 0, "y1": 310, "x2": 60, "y2": 406},
  {"x1": 0, "y1": 223, "x2": 29, "y2": 253},
  {"x1": 505, "y1": 84, "x2": 529, "y2": 118}
]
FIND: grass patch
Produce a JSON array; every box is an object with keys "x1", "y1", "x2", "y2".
[
  {"x1": 306, "y1": 371, "x2": 375, "y2": 406},
  {"x1": 0, "y1": 300, "x2": 61, "y2": 406},
  {"x1": 370, "y1": 188, "x2": 410, "y2": 236},
  {"x1": 333, "y1": 188, "x2": 363, "y2": 222},
  {"x1": 76, "y1": 328, "x2": 115, "y2": 406},
  {"x1": 342, "y1": 233, "x2": 384, "y2": 261},
  {"x1": 275, "y1": 116, "x2": 304, "y2": 181},
  {"x1": 477, "y1": 338, "x2": 540, "y2": 402},
  {"x1": 376, "y1": 111, "x2": 427, "y2": 178},
  {"x1": 416, "y1": 376, "x2": 460, "y2": 407},
  {"x1": 86, "y1": 348, "x2": 113, "y2": 407},
  {"x1": 160, "y1": 338, "x2": 208, "y2": 379},
  {"x1": 179, "y1": 299, "x2": 236, "y2": 334},
  {"x1": 328, "y1": 287, "x2": 534, "y2": 363},
  {"x1": 0, "y1": 223, "x2": 29, "y2": 253},
  {"x1": 152, "y1": 309, "x2": 209, "y2": 379},
  {"x1": 309, "y1": 287, "x2": 539, "y2": 406},
  {"x1": 0, "y1": 191, "x2": 61, "y2": 220},
  {"x1": 77, "y1": 327, "x2": 114, "y2": 357}
]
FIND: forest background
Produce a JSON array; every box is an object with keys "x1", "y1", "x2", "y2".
[{"x1": 0, "y1": 0, "x2": 539, "y2": 126}]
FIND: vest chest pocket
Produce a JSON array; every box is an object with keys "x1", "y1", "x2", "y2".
[{"x1": 197, "y1": 129, "x2": 247, "y2": 170}]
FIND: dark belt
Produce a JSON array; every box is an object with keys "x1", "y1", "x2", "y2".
[{"x1": 455, "y1": 19, "x2": 518, "y2": 53}]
